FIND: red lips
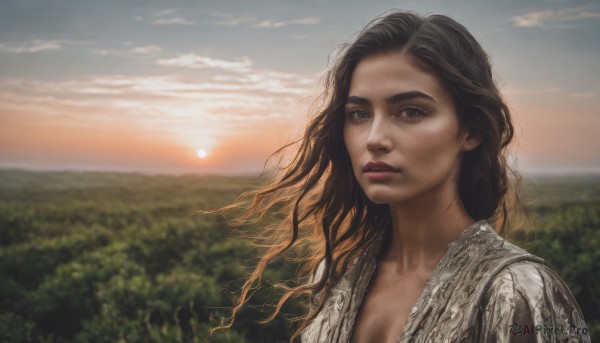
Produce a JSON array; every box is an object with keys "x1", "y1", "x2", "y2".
[
  {"x1": 363, "y1": 161, "x2": 399, "y2": 182},
  {"x1": 363, "y1": 161, "x2": 399, "y2": 172}
]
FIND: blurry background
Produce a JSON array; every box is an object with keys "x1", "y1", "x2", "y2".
[{"x1": 0, "y1": 0, "x2": 598, "y2": 342}]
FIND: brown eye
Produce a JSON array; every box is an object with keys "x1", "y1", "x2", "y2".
[
  {"x1": 395, "y1": 106, "x2": 426, "y2": 120},
  {"x1": 346, "y1": 109, "x2": 370, "y2": 121}
]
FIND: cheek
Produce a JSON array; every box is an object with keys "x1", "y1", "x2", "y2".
[
  {"x1": 343, "y1": 126, "x2": 358, "y2": 154},
  {"x1": 405, "y1": 119, "x2": 461, "y2": 171},
  {"x1": 343, "y1": 126, "x2": 364, "y2": 175}
]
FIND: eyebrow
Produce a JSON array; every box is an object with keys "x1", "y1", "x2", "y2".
[{"x1": 345, "y1": 91, "x2": 435, "y2": 106}]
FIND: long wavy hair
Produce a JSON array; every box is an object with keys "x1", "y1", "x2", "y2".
[{"x1": 206, "y1": 10, "x2": 533, "y2": 342}]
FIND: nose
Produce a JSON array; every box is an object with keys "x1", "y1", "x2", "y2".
[{"x1": 366, "y1": 112, "x2": 392, "y2": 153}]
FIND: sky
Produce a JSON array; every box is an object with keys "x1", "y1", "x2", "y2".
[{"x1": 0, "y1": 0, "x2": 598, "y2": 176}]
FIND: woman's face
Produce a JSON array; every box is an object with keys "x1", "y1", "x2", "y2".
[{"x1": 343, "y1": 51, "x2": 479, "y2": 205}]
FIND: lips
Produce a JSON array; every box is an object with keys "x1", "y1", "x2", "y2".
[{"x1": 363, "y1": 161, "x2": 399, "y2": 172}]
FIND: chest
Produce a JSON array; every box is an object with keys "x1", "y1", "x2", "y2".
[{"x1": 349, "y1": 271, "x2": 428, "y2": 343}]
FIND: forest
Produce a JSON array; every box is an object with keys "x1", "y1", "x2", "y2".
[{"x1": 0, "y1": 169, "x2": 598, "y2": 342}]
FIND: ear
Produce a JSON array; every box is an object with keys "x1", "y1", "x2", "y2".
[{"x1": 461, "y1": 130, "x2": 483, "y2": 152}]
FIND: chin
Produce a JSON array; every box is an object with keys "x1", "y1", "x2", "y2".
[{"x1": 364, "y1": 187, "x2": 415, "y2": 205}]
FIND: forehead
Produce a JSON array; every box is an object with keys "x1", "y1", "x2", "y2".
[{"x1": 348, "y1": 51, "x2": 450, "y2": 102}]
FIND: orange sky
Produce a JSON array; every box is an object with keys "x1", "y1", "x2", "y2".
[
  {"x1": 1, "y1": 82, "x2": 598, "y2": 176},
  {"x1": 1, "y1": 1, "x2": 599, "y2": 176},
  {"x1": 0, "y1": 95, "x2": 303, "y2": 175}
]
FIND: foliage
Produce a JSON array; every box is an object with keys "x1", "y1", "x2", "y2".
[
  {"x1": 0, "y1": 170, "x2": 598, "y2": 342},
  {"x1": 513, "y1": 203, "x2": 600, "y2": 339}
]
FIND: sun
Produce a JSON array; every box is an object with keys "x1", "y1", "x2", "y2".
[{"x1": 196, "y1": 149, "x2": 207, "y2": 159}]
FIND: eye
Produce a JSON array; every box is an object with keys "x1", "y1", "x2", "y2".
[
  {"x1": 345, "y1": 108, "x2": 370, "y2": 121},
  {"x1": 395, "y1": 106, "x2": 427, "y2": 121}
]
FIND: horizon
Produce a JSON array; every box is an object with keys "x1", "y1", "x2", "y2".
[
  {"x1": 3, "y1": 166, "x2": 600, "y2": 180},
  {"x1": 1, "y1": 0, "x2": 599, "y2": 176}
]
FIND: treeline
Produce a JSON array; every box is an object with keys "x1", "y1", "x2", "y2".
[{"x1": 0, "y1": 170, "x2": 598, "y2": 342}]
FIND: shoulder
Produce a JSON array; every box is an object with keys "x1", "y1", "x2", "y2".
[
  {"x1": 483, "y1": 262, "x2": 550, "y2": 307},
  {"x1": 478, "y1": 261, "x2": 591, "y2": 342}
]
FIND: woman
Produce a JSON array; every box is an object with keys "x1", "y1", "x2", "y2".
[{"x1": 209, "y1": 10, "x2": 590, "y2": 343}]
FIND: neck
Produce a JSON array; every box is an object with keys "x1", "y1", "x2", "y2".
[{"x1": 378, "y1": 181, "x2": 476, "y2": 276}]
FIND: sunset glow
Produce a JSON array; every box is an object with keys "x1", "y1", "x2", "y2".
[{"x1": 0, "y1": 1, "x2": 598, "y2": 175}]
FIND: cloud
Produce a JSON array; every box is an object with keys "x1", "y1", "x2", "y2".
[
  {"x1": 130, "y1": 45, "x2": 163, "y2": 54},
  {"x1": 0, "y1": 74, "x2": 306, "y2": 175},
  {"x1": 156, "y1": 54, "x2": 253, "y2": 72},
  {"x1": 154, "y1": 52, "x2": 318, "y2": 96},
  {"x1": 154, "y1": 8, "x2": 179, "y2": 18},
  {"x1": 0, "y1": 63, "x2": 318, "y2": 174},
  {"x1": 512, "y1": 7, "x2": 600, "y2": 28},
  {"x1": 252, "y1": 20, "x2": 286, "y2": 28},
  {"x1": 93, "y1": 45, "x2": 163, "y2": 56},
  {"x1": 290, "y1": 17, "x2": 320, "y2": 25},
  {"x1": 0, "y1": 40, "x2": 68, "y2": 53},
  {"x1": 215, "y1": 14, "x2": 256, "y2": 26},
  {"x1": 0, "y1": 64, "x2": 317, "y2": 127},
  {"x1": 94, "y1": 49, "x2": 121, "y2": 56},
  {"x1": 213, "y1": 13, "x2": 320, "y2": 28},
  {"x1": 154, "y1": 53, "x2": 317, "y2": 94},
  {"x1": 252, "y1": 16, "x2": 320, "y2": 28},
  {"x1": 152, "y1": 17, "x2": 194, "y2": 26}
]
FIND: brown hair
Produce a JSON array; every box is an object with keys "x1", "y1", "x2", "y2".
[{"x1": 205, "y1": 10, "x2": 532, "y2": 342}]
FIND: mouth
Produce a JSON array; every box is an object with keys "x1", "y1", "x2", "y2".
[
  {"x1": 363, "y1": 161, "x2": 400, "y2": 173},
  {"x1": 362, "y1": 161, "x2": 400, "y2": 181}
]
